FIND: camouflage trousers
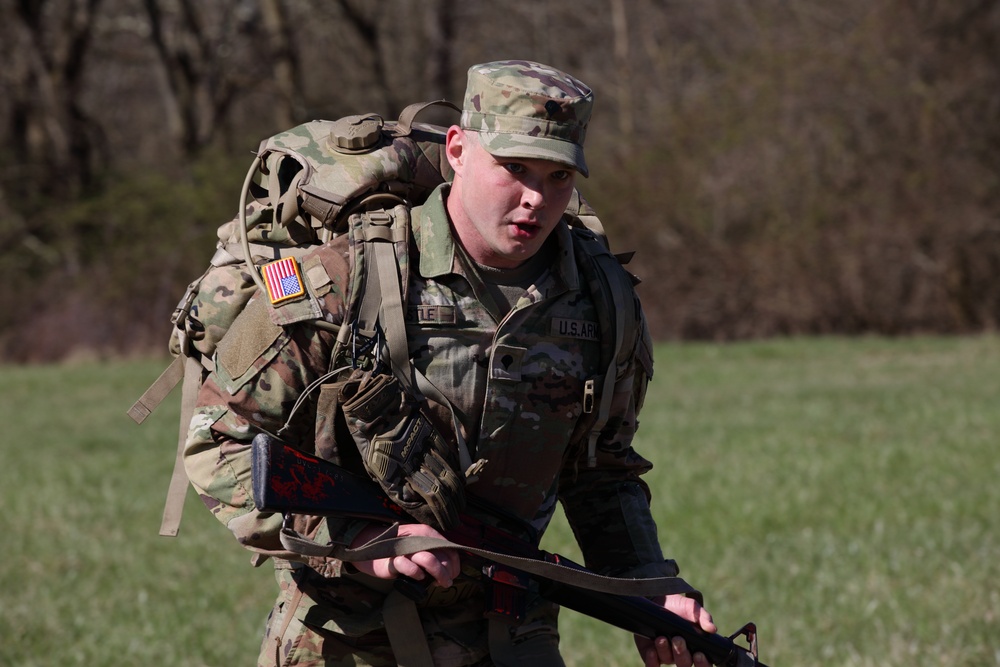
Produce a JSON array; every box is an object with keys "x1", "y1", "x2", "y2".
[{"x1": 258, "y1": 561, "x2": 564, "y2": 667}]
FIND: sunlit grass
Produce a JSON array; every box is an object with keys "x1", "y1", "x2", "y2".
[
  {"x1": 548, "y1": 336, "x2": 1000, "y2": 666},
  {"x1": 2, "y1": 336, "x2": 997, "y2": 665}
]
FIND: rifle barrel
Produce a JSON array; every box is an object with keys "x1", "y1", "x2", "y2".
[{"x1": 539, "y1": 577, "x2": 766, "y2": 667}]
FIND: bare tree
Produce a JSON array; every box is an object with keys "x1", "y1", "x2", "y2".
[
  {"x1": 329, "y1": 0, "x2": 395, "y2": 111},
  {"x1": 141, "y1": 0, "x2": 267, "y2": 156},
  {"x1": 609, "y1": 0, "x2": 634, "y2": 141},
  {"x1": 4, "y1": 0, "x2": 1000, "y2": 359},
  {"x1": 423, "y1": 0, "x2": 457, "y2": 103},
  {"x1": 260, "y1": 0, "x2": 304, "y2": 129},
  {"x1": 7, "y1": 0, "x2": 105, "y2": 195}
]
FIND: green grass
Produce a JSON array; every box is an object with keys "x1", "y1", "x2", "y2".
[{"x1": 3, "y1": 336, "x2": 998, "y2": 666}]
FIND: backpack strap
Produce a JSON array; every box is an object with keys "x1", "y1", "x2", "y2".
[
  {"x1": 355, "y1": 207, "x2": 415, "y2": 390},
  {"x1": 392, "y1": 99, "x2": 461, "y2": 137},
  {"x1": 127, "y1": 355, "x2": 184, "y2": 425},
  {"x1": 158, "y1": 354, "x2": 206, "y2": 536},
  {"x1": 349, "y1": 207, "x2": 478, "y2": 477},
  {"x1": 570, "y1": 227, "x2": 640, "y2": 467},
  {"x1": 126, "y1": 351, "x2": 206, "y2": 536},
  {"x1": 128, "y1": 274, "x2": 219, "y2": 536}
]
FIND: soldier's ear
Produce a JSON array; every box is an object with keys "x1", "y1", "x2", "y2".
[{"x1": 445, "y1": 126, "x2": 467, "y2": 172}]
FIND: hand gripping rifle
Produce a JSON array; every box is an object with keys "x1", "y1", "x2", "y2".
[{"x1": 250, "y1": 434, "x2": 768, "y2": 667}]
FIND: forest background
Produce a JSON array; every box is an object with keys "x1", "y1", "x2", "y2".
[{"x1": 2, "y1": 0, "x2": 999, "y2": 363}]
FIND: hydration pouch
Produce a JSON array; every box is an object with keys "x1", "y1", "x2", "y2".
[{"x1": 340, "y1": 370, "x2": 465, "y2": 531}]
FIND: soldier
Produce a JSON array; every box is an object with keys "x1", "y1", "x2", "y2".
[{"x1": 184, "y1": 60, "x2": 716, "y2": 667}]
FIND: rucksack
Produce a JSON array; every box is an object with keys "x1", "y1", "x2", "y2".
[{"x1": 128, "y1": 100, "x2": 645, "y2": 537}]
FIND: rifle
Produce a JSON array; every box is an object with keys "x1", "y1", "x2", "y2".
[{"x1": 250, "y1": 434, "x2": 768, "y2": 667}]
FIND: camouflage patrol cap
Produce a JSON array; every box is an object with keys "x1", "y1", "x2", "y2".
[{"x1": 460, "y1": 60, "x2": 593, "y2": 177}]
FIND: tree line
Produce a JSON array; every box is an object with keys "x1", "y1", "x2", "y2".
[{"x1": 1, "y1": 0, "x2": 998, "y2": 362}]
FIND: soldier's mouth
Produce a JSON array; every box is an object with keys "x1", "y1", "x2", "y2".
[{"x1": 511, "y1": 221, "x2": 540, "y2": 237}]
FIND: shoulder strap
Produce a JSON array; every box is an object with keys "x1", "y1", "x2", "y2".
[
  {"x1": 354, "y1": 207, "x2": 414, "y2": 390},
  {"x1": 570, "y1": 228, "x2": 640, "y2": 467},
  {"x1": 347, "y1": 206, "x2": 479, "y2": 477},
  {"x1": 352, "y1": 208, "x2": 638, "y2": 473}
]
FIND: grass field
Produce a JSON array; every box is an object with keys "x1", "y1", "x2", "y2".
[{"x1": 2, "y1": 336, "x2": 998, "y2": 666}]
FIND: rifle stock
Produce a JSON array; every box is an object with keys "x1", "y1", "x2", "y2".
[{"x1": 250, "y1": 434, "x2": 767, "y2": 667}]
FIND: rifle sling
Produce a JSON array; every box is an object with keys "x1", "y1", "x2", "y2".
[{"x1": 279, "y1": 522, "x2": 697, "y2": 599}]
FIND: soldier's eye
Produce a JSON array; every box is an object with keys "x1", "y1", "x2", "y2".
[{"x1": 503, "y1": 163, "x2": 527, "y2": 175}]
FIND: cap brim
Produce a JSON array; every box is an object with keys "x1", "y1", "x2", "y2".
[{"x1": 477, "y1": 131, "x2": 589, "y2": 178}]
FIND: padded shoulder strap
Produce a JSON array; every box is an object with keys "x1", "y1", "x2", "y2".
[
  {"x1": 353, "y1": 207, "x2": 413, "y2": 387},
  {"x1": 346, "y1": 206, "x2": 477, "y2": 476},
  {"x1": 570, "y1": 227, "x2": 640, "y2": 467}
]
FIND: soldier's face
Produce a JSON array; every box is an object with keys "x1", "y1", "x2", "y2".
[{"x1": 446, "y1": 128, "x2": 576, "y2": 269}]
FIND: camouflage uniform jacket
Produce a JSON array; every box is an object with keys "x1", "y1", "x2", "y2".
[{"x1": 184, "y1": 183, "x2": 672, "y2": 641}]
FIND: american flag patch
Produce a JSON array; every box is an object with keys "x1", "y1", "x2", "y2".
[{"x1": 261, "y1": 256, "x2": 305, "y2": 304}]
